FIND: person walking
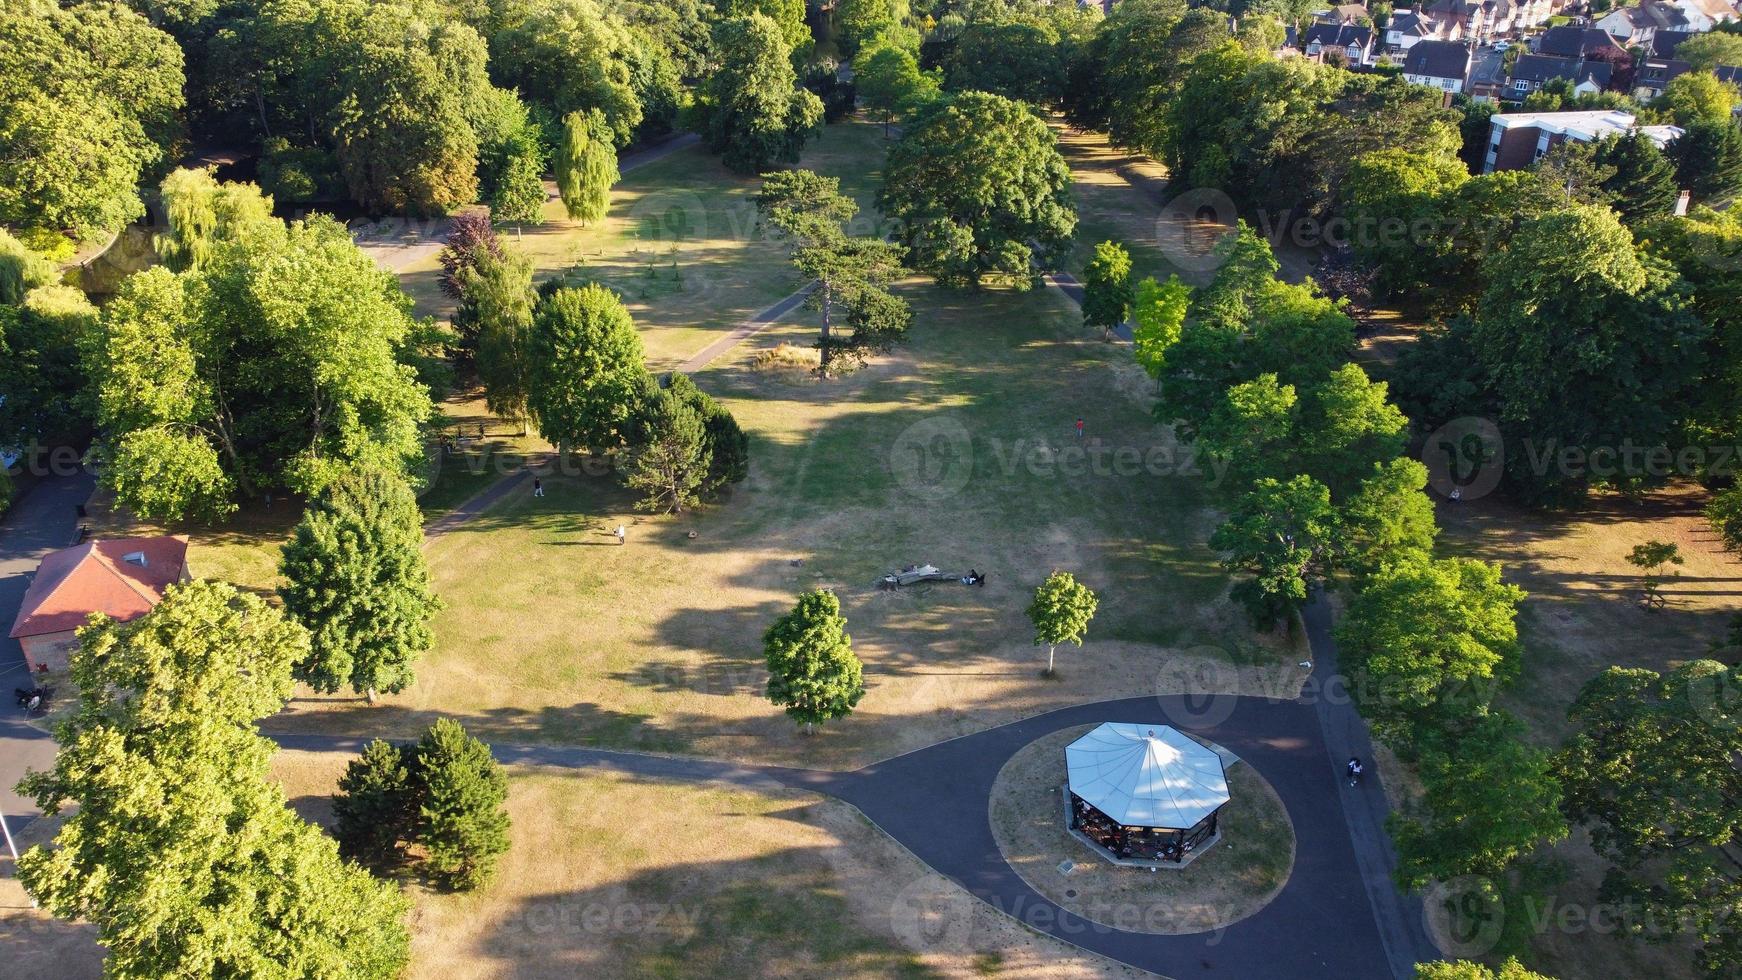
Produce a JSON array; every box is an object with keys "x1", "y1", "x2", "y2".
[
  {"x1": 533, "y1": 477, "x2": 544, "y2": 498},
  {"x1": 614, "y1": 524, "x2": 626, "y2": 545},
  {"x1": 1075, "y1": 417, "x2": 1085, "y2": 440}
]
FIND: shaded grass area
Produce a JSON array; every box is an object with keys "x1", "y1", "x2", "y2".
[
  {"x1": 401, "y1": 121, "x2": 888, "y2": 370},
  {"x1": 269, "y1": 277, "x2": 1300, "y2": 768}
]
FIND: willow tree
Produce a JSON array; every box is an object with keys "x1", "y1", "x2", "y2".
[{"x1": 556, "y1": 109, "x2": 618, "y2": 224}]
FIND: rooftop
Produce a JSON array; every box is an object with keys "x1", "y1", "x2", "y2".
[
  {"x1": 1065, "y1": 722, "x2": 1230, "y2": 829},
  {"x1": 1492, "y1": 109, "x2": 1684, "y2": 147},
  {"x1": 9, "y1": 536, "x2": 189, "y2": 639}
]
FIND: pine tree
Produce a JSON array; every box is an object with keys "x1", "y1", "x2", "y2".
[
  {"x1": 763, "y1": 590, "x2": 866, "y2": 732},
  {"x1": 626, "y1": 387, "x2": 709, "y2": 513},
  {"x1": 16, "y1": 581, "x2": 411, "y2": 977},
  {"x1": 334, "y1": 738, "x2": 419, "y2": 870},
  {"x1": 279, "y1": 469, "x2": 441, "y2": 702},
  {"x1": 556, "y1": 110, "x2": 618, "y2": 224},
  {"x1": 413, "y1": 719, "x2": 511, "y2": 891}
]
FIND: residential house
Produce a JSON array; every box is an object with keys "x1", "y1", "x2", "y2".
[
  {"x1": 1596, "y1": 1, "x2": 1692, "y2": 48},
  {"x1": 1301, "y1": 23, "x2": 1376, "y2": 63},
  {"x1": 1668, "y1": 0, "x2": 1737, "y2": 31},
  {"x1": 1315, "y1": 2, "x2": 1376, "y2": 24},
  {"x1": 1484, "y1": 0, "x2": 1560, "y2": 36},
  {"x1": 1403, "y1": 39, "x2": 1475, "y2": 93},
  {"x1": 1467, "y1": 45, "x2": 1512, "y2": 100},
  {"x1": 1426, "y1": 0, "x2": 1488, "y2": 38},
  {"x1": 1633, "y1": 56, "x2": 1693, "y2": 98},
  {"x1": 1385, "y1": 9, "x2": 1438, "y2": 51},
  {"x1": 1509, "y1": 52, "x2": 1613, "y2": 96},
  {"x1": 1536, "y1": 24, "x2": 1627, "y2": 59},
  {"x1": 8, "y1": 536, "x2": 191, "y2": 672},
  {"x1": 1651, "y1": 28, "x2": 1695, "y2": 57},
  {"x1": 1484, "y1": 109, "x2": 1683, "y2": 171}
]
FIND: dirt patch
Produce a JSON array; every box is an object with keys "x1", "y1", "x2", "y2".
[{"x1": 989, "y1": 726, "x2": 1295, "y2": 936}]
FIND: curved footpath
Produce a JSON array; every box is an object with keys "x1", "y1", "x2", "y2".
[{"x1": 272, "y1": 594, "x2": 1439, "y2": 979}]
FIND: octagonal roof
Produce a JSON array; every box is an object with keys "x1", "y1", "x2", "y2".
[{"x1": 1065, "y1": 722, "x2": 1230, "y2": 829}]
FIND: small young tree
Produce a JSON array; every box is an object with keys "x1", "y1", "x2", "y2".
[
  {"x1": 279, "y1": 469, "x2": 441, "y2": 703},
  {"x1": 556, "y1": 109, "x2": 618, "y2": 224},
  {"x1": 763, "y1": 590, "x2": 865, "y2": 732},
  {"x1": 1081, "y1": 241, "x2": 1133, "y2": 339},
  {"x1": 625, "y1": 388, "x2": 709, "y2": 513},
  {"x1": 333, "y1": 739, "x2": 419, "y2": 871},
  {"x1": 1130, "y1": 274, "x2": 1191, "y2": 378},
  {"x1": 413, "y1": 719, "x2": 510, "y2": 892},
  {"x1": 1027, "y1": 571, "x2": 1098, "y2": 676},
  {"x1": 1625, "y1": 539, "x2": 1683, "y2": 611}
]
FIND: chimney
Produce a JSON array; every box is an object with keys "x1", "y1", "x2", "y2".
[{"x1": 1675, "y1": 189, "x2": 1691, "y2": 216}]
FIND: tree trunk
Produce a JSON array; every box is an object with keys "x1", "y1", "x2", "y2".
[
  {"x1": 818, "y1": 279, "x2": 834, "y2": 379},
  {"x1": 1048, "y1": 645, "x2": 1057, "y2": 674},
  {"x1": 365, "y1": 687, "x2": 378, "y2": 705}
]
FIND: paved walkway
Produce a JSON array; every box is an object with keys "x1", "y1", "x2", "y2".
[
  {"x1": 0, "y1": 471, "x2": 95, "y2": 827},
  {"x1": 677, "y1": 281, "x2": 818, "y2": 373},
  {"x1": 270, "y1": 592, "x2": 1436, "y2": 979}
]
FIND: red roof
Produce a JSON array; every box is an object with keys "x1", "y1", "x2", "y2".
[{"x1": 9, "y1": 536, "x2": 189, "y2": 639}]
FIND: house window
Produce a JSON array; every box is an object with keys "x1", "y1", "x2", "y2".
[{"x1": 1514, "y1": 80, "x2": 1528, "y2": 90}]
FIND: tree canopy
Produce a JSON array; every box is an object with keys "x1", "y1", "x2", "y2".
[
  {"x1": 699, "y1": 14, "x2": 824, "y2": 173},
  {"x1": 763, "y1": 589, "x2": 866, "y2": 729},
  {"x1": 527, "y1": 284, "x2": 648, "y2": 454}
]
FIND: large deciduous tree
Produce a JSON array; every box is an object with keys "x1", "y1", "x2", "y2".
[
  {"x1": 763, "y1": 589, "x2": 865, "y2": 731},
  {"x1": 85, "y1": 211, "x2": 434, "y2": 522},
  {"x1": 1470, "y1": 206, "x2": 1707, "y2": 505},
  {"x1": 465, "y1": 245, "x2": 538, "y2": 431},
  {"x1": 700, "y1": 14, "x2": 824, "y2": 174},
  {"x1": 853, "y1": 40, "x2": 940, "y2": 137},
  {"x1": 16, "y1": 581, "x2": 411, "y2": 978},
  {"x1": 1556, "y1": 661, "x2": 1742, "y2": 977},
  {"x1": 1081, "y1": 241, "x2": 1133, "y2": 339},
  {"x1": 527, "y1": 284, "x2": 648, "y2": 454},
  {"x1": 880, "y1": 91, "x2": 1076, "y2": 288},
  {"x1": 279, "y1": 468, "x2": 441, "y2": 702}
]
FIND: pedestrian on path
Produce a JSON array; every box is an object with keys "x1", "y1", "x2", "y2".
[
  {"x1": 533, "y1": 478, "x2": 544, "y2": 498},
  {"x1": 614, "y1": 524, "x2": 626, "y2": 545},
  {"x1": 1075, "y1": 417, "x2": 1085, "y2": 440}
]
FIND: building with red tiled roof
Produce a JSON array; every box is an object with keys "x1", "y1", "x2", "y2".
[{"x1": 9, "y1": 536, "x2": 191, "y2": 672}]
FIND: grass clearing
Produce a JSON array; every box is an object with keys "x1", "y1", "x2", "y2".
[{"x1": 268, "y1": 278, "x2": 1302, "y2": 769}]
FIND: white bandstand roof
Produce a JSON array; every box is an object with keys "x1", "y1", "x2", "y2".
[{"x1": 1065, "y1": 722, "x2": 1230, "y2": 829}]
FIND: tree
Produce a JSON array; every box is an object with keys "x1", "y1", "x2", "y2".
[
  {"x1": 880, "y1": 91, "x2": 1077, "y2": 288},
  {"x1": 279, "y1": 469, "x2": 440, "y2": 702},
  {"x1": 1669, "y1": 120, "x2": 1742, "y2": 207},
  {"x1": 655, "y1": 373, "x2": 750, "y2": 493},
  {"x1": 1624, "y1": 539, "x2": 1683, "y2": 611},
  {"x1": 527, "y1": 285, "x2": 648, "y2": 454},
  {"x1": 492, "y1": 0, "x2": 645, "y2": 146},
  {"x1": 625, "y1": 385, "x2": 709, "y2": 512},
  {"x1": 1131, "y1": 274, "x2": 1190, "y2": 377},
  {"x1": 0, "y1": 289, "x2": 93, "y2": 449},
  {"x1": 1416, "y1": 957, "x2": 1558, "y2": 979},
  {"x1": 757, "y1": 169, "x2": 911, "y2": 375},
  {"x1": 85, "y1": 213, "x2": 435, "y2": 522},
  {"x1": 156, "y1": 167, "x2": 277, "y2": 272},
  {"x1": 719, "y1": 0, "x2": 813, "y2": 62},
  {"x1": 700, "y1": 15, "x2": 824, "y2": 174},
  {"x1": 1557, "y1": 661, "x2": 1742, "y2": 977},
  {"x1": 837, "y1": 0, "x2": 909, "y2": 54},
  {"x1": 1340, "y1": 149, "x2": 1467, "y2": 299},
  {"x1": 1026, "y1": 571, "x2": 1099, "y2": 675},
  {"x1": 413, "y1": 718, "x2": 511, "y2": 891},
  {"x1": 556, "y1": 109, "x2": 618, "y2": 224},
  {"x1": 944, "y1": 19, "x2": 1067, "y2": 106},
  {"x1": 1211, "y1": 475, "x2": 1341, "y2": 629},
  {"x1": 16, "y1": 581, "x2": 411, "y2": 978},
  {"x1": 1081, "y1": 241, "x2": 1134, "y2": 339},
  {"x1": 328, "y1": 9, "x2": 479, "y2": 215},
  {"x1": 466, "y1": 246, "x2": 538, "y2": 432},
  {"x1": 1339, "y1": 457, "x2": 1439, "y2": 576},
  {"x1": 1392, "y1": 713, "x2": 1567, "y2": 890},
  {"x1": 763, "y1": 589, "x2": 865, "y2": 731},
  {"x1": 0, "y1": 3, "x2": 184, "y2": 237},
  {"x1": 0, "y1": 228, "x2": 54, "y2": 306},
  {"x1": 333, "y1": 738, "x2": 419, "y2": 871},
  {"x1": 1662, "y1": 71, "x2": 1741, "y2": 128},
  {"x1": 1336, "y1": 556, "x2": 1525, "y2": 747},
  {"x1": 1590, "y1": 131, "x2": 1679, "y2": 223},
  {"x1": 438, "y1": 210, "x2": 504, "y2": 300},
  {"x1": 490, "y1": 144, "x2": 548, "y2": 229},
  {"x1": 853, "y1": 41, "x2": 940, "y2": 137},
  {"x1": 1677, "y1": 31, "x2": 1742, "y2": 71},
  {"x1": 1471, "y1": 206, "x2": 1707, "y2": 505}
]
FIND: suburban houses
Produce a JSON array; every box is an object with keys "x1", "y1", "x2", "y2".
[
  {"x1": 1483, "y1": 108, "x2": 1684, "y2": 171},
  {"x1": 1403, "y1": 38, "x2": 1475, "y2": 93}
]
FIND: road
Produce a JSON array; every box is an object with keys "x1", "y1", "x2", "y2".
[{"x1": 0, "y1": 470, "x2": 95, "y2": 830}]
